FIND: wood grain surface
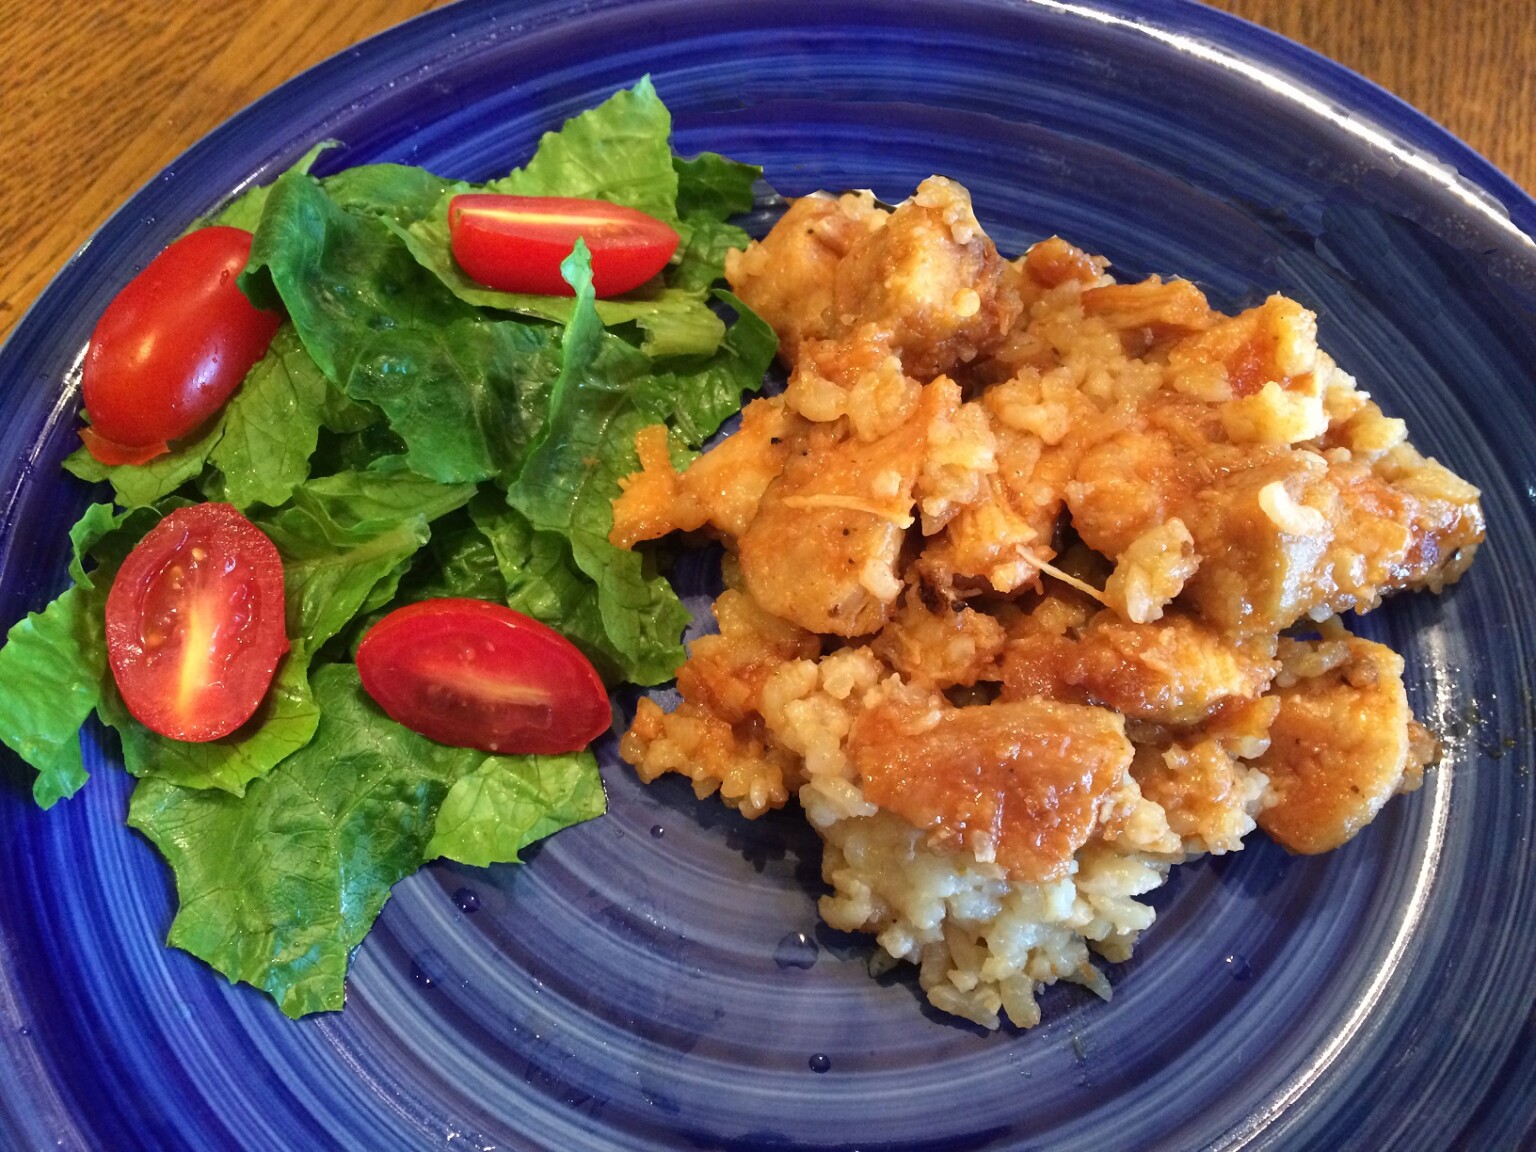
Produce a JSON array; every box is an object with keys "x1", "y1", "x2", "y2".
[{"x1": 1, "y1": 0, "x2": 1530, "y2": 345}]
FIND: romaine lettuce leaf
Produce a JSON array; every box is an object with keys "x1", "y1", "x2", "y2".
[
  {"x1": 209, "y1": 141, "x2": 336, "y2": 232},
  {"x1": 257, "y1": 470, "x2": 475, "y2": 650},
  {"x1": 0, "y1": 585, "x2": 105, "y2": 807},
  {"x1": 469, "y1": 496, "x2": 625, "y2": 683},
  {"x1": 320, "y1": 162, "x2": 464, "y2": 229},
  {"x1": 241, "y1": 169, "x2": 475, "y2": 384},
  {"x1": 426, "y1": 750, "x2": 605, "y2": 868},
  {"x1": 669, "y1": 152, "x2": 759, "y2": 293},
  {"x1": 63, "y1": 424, "x2": 221, "y2": 509},
  {"x1": 407, "y1": 510, "x2": 509, "y2": 605},
  {"x1": 98, "y1": 653, "x2": 319, "y2": 797},
  {"x1": 242, "y1": 168, "x2": 590, "y2": 488},
  {"x1": 342, "y1": 316, "x2": 563, "y2": 487},
  {"x1": 396, "y1": 79, "x2": 737, "y2": 358},
  {"x1": 204, "y1": 325, "x2": 336, "y2": 509},
  {"x1": 0, "y1": 503, "x2": 169, "y2": 806},
  {"x1": 126, "y1": 663, "x2": 604, "y2": 1017},
  {"x1": 499, "y1": 77, "x2": 681, "y2": 221},
  {"x1": 673, "y1": 152, "x2": 760, "y2": 220},
  {"x1": 505, "y1": 245, "x2": 776, "y2": 685}
]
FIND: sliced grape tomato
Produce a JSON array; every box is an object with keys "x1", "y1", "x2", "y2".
[
  {"x1": 356, "y1": 598, "x2": 610, "y2": 755},
  {"x1": 81, "y1": 225, "x2": 282, "y2": 463},
  {"x1": 447, "y1": 194, "x2": 679, "y2": 298},
  {"x1": 105, "y1": 503, "x2": 289, "y2": 743}
]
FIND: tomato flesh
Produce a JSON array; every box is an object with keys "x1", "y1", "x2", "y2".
[
  {"x1": 356, "y1": 598, "x2": 610, "y2": 755},
  {"x1": 105, "y1": 503, "x2": 289, "y2": 742},
  {"x1": 447, "y1": 194, "x2": 679, "y2": 297},
  {"x1": 82, "y1": 226, "x2": 282, "y2": 462}
]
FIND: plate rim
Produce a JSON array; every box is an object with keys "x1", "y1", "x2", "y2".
[{"x1": 0, "y1": 3, "x2": 1531, "y2": 1151}]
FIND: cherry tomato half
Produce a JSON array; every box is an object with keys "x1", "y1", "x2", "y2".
[
  {"x1": 356, "y1": 598, "x2": 611, "y2": 755},
  {"x1": 106, "y1": 503, "x2": 289, "y2": 743},
  {"x1": 81, "y1": 226, "x2": 282, "y2": 463},
  {"x1": 447, "y1": 194, "x2": 680, "y2": 298}
]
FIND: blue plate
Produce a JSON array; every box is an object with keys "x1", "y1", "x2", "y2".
[{"x1": 1, "y1": 1, "x2": 1532, "y2": 1148}]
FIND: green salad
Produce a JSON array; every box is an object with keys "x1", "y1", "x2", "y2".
[{"x1": 0, "y1": 80, "x2": 776, "y2": 1017}]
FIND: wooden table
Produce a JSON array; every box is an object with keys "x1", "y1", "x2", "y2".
[{"x1": 1, "y1": 0, "x2": 1530, "y2": 346}]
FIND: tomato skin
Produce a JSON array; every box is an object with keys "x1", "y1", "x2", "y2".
[
  {"x1": 356, "y1": 598, "x2": 610, "y2": 755},
  {"x1": 77, "y1": 427, "x2": 171, "y2": 466},
  {"x1": 81, "y1": 226, "x2": 282, "y2": 462},
  {"x1": 105, "y1": 503, "x2": 289, "y2": 743},
  {"x1": 448, "y1": 194, "x2": 680, "y2": 297}
]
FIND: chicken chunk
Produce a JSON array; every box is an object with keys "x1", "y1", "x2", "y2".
[
  {"x1": 737, "y1": 381, "x2": 952, "y2": 636},
  {"x1": 610, "y1": 398, "x2": 802, "y2": 548},
  {"x1": 848, "y1": 687, "x2": 1134, "y2": 882},
  {"x1": 828, "y1": 177, "x2": 1026, "y2": 378},
  {"x1": 728, "y1": 177, "x2": 1025, "y2": 381},
  {"x1": 725, "y1": 191, "x2": 887, "y2": 363},
  {"x1": 1068, "y1": 392, "x2": 1484, "y2": 636},
  {"x1": 869, "y1": 584, "x2": 1007, "y2": 689},
  {"x1": 916, "y1": 418, "x2": 1065, "y2": 595},
  {"x1": 1256, "y1": 636, "x2": 1435, "y2": 853},
  {"x1": 1002, "y1": 608, "x2": 1278, "y2": 728}
]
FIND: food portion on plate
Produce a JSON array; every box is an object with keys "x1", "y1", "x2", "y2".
[
  {"x1": 0, "y1": 81, "x2": 775, "y2": 1018},
  {"x1": 0, "y1": 69, "x2": 1489, "y2": 1034},
  {"x1": 611, "y1": 176, "x2": 1485, "y2": 1028}
]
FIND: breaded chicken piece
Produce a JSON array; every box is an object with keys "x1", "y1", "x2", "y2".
[
  {"x1": 737, "y1": 381, "x2": 954, "y2": 636},
  {"x1": 724, "y1": 191, "x2": 887, "y2": 363},
  {"x1": 728, "y1": 178, "x2": 1025, "y2": 380},
  {"x1": 827, "y1": 177, "x2": 1027, "y2": 379},
  {"x1": 1001, "y1": 607, "x2": 1278, "y2": 728},
  {"x1": 869, "y1": 584, "x2": 1008, "y2": 689},
  {"x1": 610, "y1": 398, "x2": 801, "y2": 548},
  {"x1": 1256, "y1": 635, "x2": 1435, "y2": 853},
  {"x1": 1068, "y1": 391, "x2": 1484, "y2": 636},
  {"x1": 915, "y1": 418, "x2": 1067, "y2": 595},
  {"x1": 848, "y1": 686, "x2": 1134, "y2": 882}
]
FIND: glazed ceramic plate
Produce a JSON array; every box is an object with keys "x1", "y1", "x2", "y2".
[{"x1": 1, "y1": 1, "x2": 1532, "y2": 1148}]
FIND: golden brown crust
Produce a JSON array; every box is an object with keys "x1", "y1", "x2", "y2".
[
  {"x1": 1256, "y1": 636, "x2": 1435, "y2": 853},
  {"x1": 848, "y1": 692, "x2": 1134, "y2": 882}
]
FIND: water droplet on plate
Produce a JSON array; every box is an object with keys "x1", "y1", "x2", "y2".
[
  {"x1": 650, "y1": 824, "x2": 665, "y2": 839},
  {"x1": 454, "y1": 887, "x2": 480, "y2": 914},
  {"x1": 410, "y1": 953, "x2": 443, "y2": 989},
  {"x1": 808, "y1": 1053, "x2": 831, "y2": 1074},
  {"x1": 774, "y1": 930, "x2": 819, "y2": 970},
  {"x1": 1224, "y1": 953, "x2": 1252, "y2": 981}
]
